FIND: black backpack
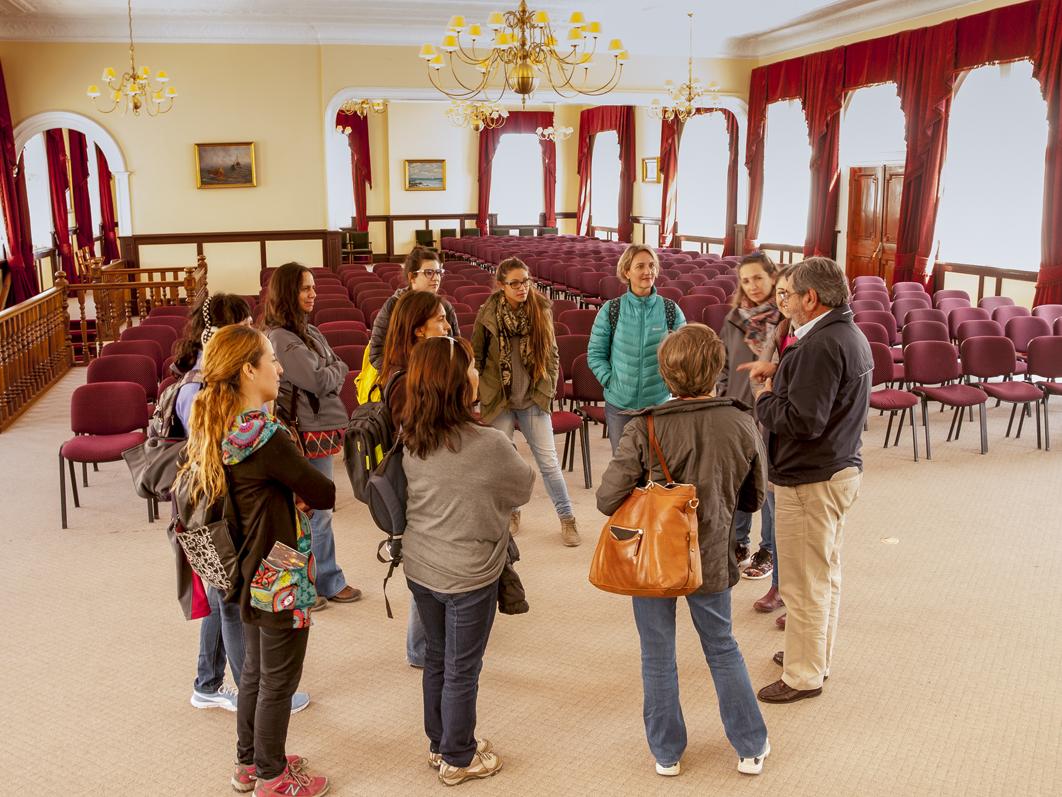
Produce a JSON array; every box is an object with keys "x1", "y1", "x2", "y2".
[
  {"x1": 343, "y1": 370, "x2": 404, "y2": 504},
  {"x1": 122, "y1": 370, "x2": 201, "y2": 501},
  {"x1": 606, "y1": 294, "x2": 678, "y2": 343}
]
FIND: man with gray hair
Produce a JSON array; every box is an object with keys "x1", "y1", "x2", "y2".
[{"x1": 752, "y1": 257, "x2": 872, "y2": 704}]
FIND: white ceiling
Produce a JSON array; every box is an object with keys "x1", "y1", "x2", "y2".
[{"x1": 0, "y1": 0, "x2": 989, "y2": 57}]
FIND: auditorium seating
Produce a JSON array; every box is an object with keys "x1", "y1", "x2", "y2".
[{"x1": 960, "y1": 336, "x2": 1043, "y2": 448}]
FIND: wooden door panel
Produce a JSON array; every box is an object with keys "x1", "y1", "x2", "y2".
[
  {"x1": 881, "y1": 166, "x2": 904, "y2": 285},
  {"x1": 846, "y1": 167, "x2": 881, "y2": 280}
]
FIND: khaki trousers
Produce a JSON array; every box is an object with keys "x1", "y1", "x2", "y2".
[{"x1": 775, "y1": 467, "x2": 862, "y2": 690}]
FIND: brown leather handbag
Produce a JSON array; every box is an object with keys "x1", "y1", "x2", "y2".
[{"x1": 589, "y1": 415, "x2": 703, "y2": 597}]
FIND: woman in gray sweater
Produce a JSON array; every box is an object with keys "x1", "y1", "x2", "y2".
[{"x1": 401, "y1": 336, "x2": 534, "y2": 787}]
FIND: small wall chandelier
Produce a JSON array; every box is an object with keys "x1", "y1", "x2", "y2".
[
  {"x1": 336, "y1": 99, "x2": 387, "y2": 133},
  {"x1": 86, "y1": 0, "x2": 176, "y2": 116},
  {"x1": 419, "y1": 2, "x2": 626, "y2": 107},
  {"x1": 648, "y1": 12, "x2": 718, "y2": 123},
  {"x1": 536, "y1": 124, "x2": 573, "y2": 142},
  {"x1": 446, "y1": 100, "x2": 510, "y2": 132}
]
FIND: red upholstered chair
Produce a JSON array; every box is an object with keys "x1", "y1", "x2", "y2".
[
  {"x1": 936, "y1": 297, "x2": 970, "y2": 316},
  {"x1": 339, "y1": 374, "x2": 358, "y2": 416},
  {"x1": 556, "y1": 334, "x2": 590, "y2": 407},
  {"x1": 891, "y1": 295, "x2": 932, "y2": 327},
  {"x1": 553, "y1": 322, "x2": 571, "y2": 337},
  {"x1": 571, "y1": 354, "x2": 606, "y2": 487},
  {"x1": 905, "y1": 340, "x2": 988, "y2": 458},
  {"x1": 157, "y1": 374, "x2": 178, "y2": 396},
  {"x1": 868, "y1": 342, "x2": 920, "y2": 460},
  {"x1": 456, "y1": 284, "x2": 493, "y2": 303},
  {"x1": 947, "y1": 307, "x2": 990, "y2": 341},
  {"x1": 853, "y1": 276, "x2": 886, "y2": 290},
  {"x1": 148, "y1": 305, "x2": 190, "y2": 318},
  {"x1": 59, "y1": 382, "x2": 150, "y2": 529},
  {"x1": 558, "y1": 309, "x2": 599, "y2": 337},
  {"x1": 955, "y1": 319, "x2": 1004, "y2": 344},
  {"x1": 978, "y1": 296, "x2": 1014, "y2": 313},
  {"x1": 854, "y1": 310, "x2": 901, "y2": 363},
  {"x1": 121, "y1": 324, "x2": 177, "y2": 359},
  {"x1": 678, "y1": 295, "x2": 720, "y2": 323},
  {"x1": 142, "y1": 315, "x2": 189, "y2": 337},
  {"x1": 87, "y1": 353, "x2": 160, "y2": 405},
  {"x1": 1055, "y1": 317, "x2": 1062, "y2": 335},
  {"x1": 102, "y1": 340, "x2": 165, "y2": 379},
  {"x1": 858, "y1": 321, "x2": 904, "y2": 381},
  {"x1": 992, "y1": 305, "x2": 1031, "y2": 327},
  {"x1": 902, "y1": 320, "x2": 951, "y2": 348},
  {"x1": 934, "y1": 289, "x2": 971, "y2": 308},
  {"x1": 314, "y1": 284, "x2": 348, "y2": 297},
  {"x1": 960, "y1": 336, "x2": 1044, "y2": 448},
  {"x1": 850, "y1": 299, "x2": 885, "y2": 313},
  {"x1": 332, "y1": 344, "x2": 366, "y2": 373},
  {"x1": 312, "y1": 297, "x2": 356, "y2": 315},
  {"x1": 853, "y1": 290, "x2": 892, "y2": 311},
  {"x1": 702, "y1": 304, "x2": 731, "y2": 334},
  {"x1": 598, "y1": 276, "x2": 626, "y2": 300},
  {"x1": 656, "y1": 286, "x2": 684, "y2": 303},
  {"x1": 549, "y1": 299, "x2": 580, "y2": 319},
  {"x1": 1032, "y1": 304, "x2": 1062, "y2": 325},
  {"x1": 691, "y1": 285, "x2": 727, "y2": 303},
  {"x1": 456, "y1": 312, "x2": 479, "y2": 329},
  {"x1": 904, "y1": 308, "x2": 947, "y2": 326},
  {"x1": 892, "y1": 281, "x2": 927, "y2": 297},
  {"x1": 549, "y1": 364, "x2": 591, "y2": 488},
  {"x1": 317, "y1": 320, "x2": 368, "y2": 336},
  {"x1": 1004, "y1": 316, "x2": 1052, "y2": 359},
  {"x1": 318, "y1": 306, "x2": 369, "y2": 327},
  {"x1": 1027, "y1": 336, "x2": 1062, "y2": 450},
  {"x1": 322, "y1": 328, "x2": 369, "y2": 349}
]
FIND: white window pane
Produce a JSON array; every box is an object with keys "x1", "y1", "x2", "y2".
[
  {"x1": 86, "y1": 137, "x2": 102, "y2": 243},
  {"x1": 677, "y1": 113, "x2": 729, "y2": 238},
  {"x1": 591, "y1": 131, "x2": 620, "y2": 229},
  {"x1": 935, "y1": 61, "x2": 1047, "y2": 271},
  {"x1": 759, "y1": 100, "x2": 811, "y2": 246},
  {"x1": 840, "y1": 83, "x2": 905, "y2": 167},
  {"x1": 489, "y1": 134, "x2": 544, "y2": 224},
  {"x1": 22, "y1": 134, "x2": 54, "y2": 250}
]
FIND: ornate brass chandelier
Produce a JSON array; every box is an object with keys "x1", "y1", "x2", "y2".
[
  {"x1": 648, "y1": 12, "x2": 718, "y2": 123},
  {"x1": 446, "y1": 100, "x2": 510, "y2": 132},
  {"x1": 418, "y1": 1, "x2": 627, "y2": 107},
  {"x1": 535, "y1": 124, "x2": 573, "y2": 142},
  {"x1": 336, "y1": 99, "x2": 387, "y2": 133},
  {"x1": 86, "y1": 0, "x2": 177, "y2": 116}
]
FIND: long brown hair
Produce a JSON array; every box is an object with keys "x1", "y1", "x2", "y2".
[
  {"x1": 401, "y1": 336, "x2": 477, "y2": 458},
  {"x1": 173, "y1": 293, "x2": 251, "y2": 373},
  {"x1": 381, "y1": 290, "x2": 445, "y2": 381},
  {"x1": 262, "y1": 262, "x2": 318, "y2": 351},
  {"x1": 494, "y1": 257, "x2": 551, "y2": 382},
  {"x1": 175, "y1": 325, "x2": 268, "y2": 504}
]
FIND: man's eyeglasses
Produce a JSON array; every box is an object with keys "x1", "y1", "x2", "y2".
[
  {"x1": 776, "y1": 289, "x2": 800, "y2": 303},
  {"x1": 416, "y1": 268, "x2": 445, "y2": 279},
  {"x1": 503, "y1": 278, "x2": 532, "y2": 289}
]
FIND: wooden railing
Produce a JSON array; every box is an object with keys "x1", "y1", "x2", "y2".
[
  {"x1": 0, "y1": 273, "x2": 72, "y2": 432},
  {"x1": 363, "y1": 213, "x2": 497, "y2": 259},
  {"x1": 934, "y1": 260, "x2": 1038, "y2": 301},
  {"x1": 119, "y1": 229, "x2": 343, "y2": 272}
]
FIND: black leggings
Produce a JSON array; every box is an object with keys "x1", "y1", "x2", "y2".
[{"x1": 236, "y1": 623, "x2": 309, "y2": 780}]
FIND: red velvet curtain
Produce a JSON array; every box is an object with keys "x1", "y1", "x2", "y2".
[
  {"x1": 1034, "y1": 0, "x2": 1062, "y2": 305},
  {"x1": 336, "y1": 111, "x2": 372, "y2": 232},
  {"x1": 0, "y1": 59, "x2": 37, "y2": 303},
  {"x1": 44, "y1": 129, "x2": 75, "y2": 280},
  {"x1": 892, "y1": 21, "x2": 957, "y2": 285},
  {"x1": 576, "y1": 106, "x2": 636, "y2": 241},
  {"x1": 67, "y1": 130, "x2": 95, "y2": 258},
  {"x1": 802, "y1": 49, "x2": 845, "y2": 258},
  {"x1": 476, "y1": 111, "x2": 556, "y2": 234},
  {"x1": 95, "y1": 145, "x2": 120, "y2": 264}
]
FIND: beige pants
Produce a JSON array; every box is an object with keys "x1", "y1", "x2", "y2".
[{"x1": 775, "y1": 467, "x2": 862, "y2": 690}]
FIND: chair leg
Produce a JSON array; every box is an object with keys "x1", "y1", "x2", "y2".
[
  {"x1": 147, "y1": 497, "x2": 154, "y2": 524},
  {"x1": 81, "y1": 461, "x2": 88, "y2": 487},
  {"x1": 1016, "y1": 402, "x2": 1027, "y2": 439},
  {"x1": 1035, "y1": 399, "x2": 1042, "y2": 450},
  {"x1": 883, "y1": 411, "x2": 894, "y2": 448},
  {"x1": 978, "y1": 403, "x2": 988, "y2": 454},
  {"x1": 1044, "y1": 393, "x2": 1051, "y2": 451},
  {"x1": 580, "y1": 419, "x2": 592, "y2": 489},
  {"x1": 93, "y1": 463, "x2": 99, "y2": 472},
  {"x1": 68, "y1": 459, "x2": 80, "y2": 507},
  {"x1": 892, "y1": 408, "x2": 906, "y2": 447},
  {"x1": 947, "y1": 406, "x2": 959, "y2": 442},
  {"x1": 922, "y1": 398, "x2": 932, "y2": 460},
  {"x1": 59, "y1": 451, "x2": 68, "y2": 530},
  {"x1": 911, "y1": 402, "x2": 919, "y2": 462},
  {"x1": 1007, "y1": 404, "x2": 1018, "y2": 438}
]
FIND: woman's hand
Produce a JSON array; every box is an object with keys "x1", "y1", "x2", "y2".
[{"x1": 738, "y1": 360, "x2": 777, "y2": 384}]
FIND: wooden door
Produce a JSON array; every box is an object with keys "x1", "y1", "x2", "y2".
[
  {"x1": 846, "y1": 165, "x2": 904, "y2": 284},
  {"x1": 880, "y1": 165, "x2": 904, "y2": 285}
]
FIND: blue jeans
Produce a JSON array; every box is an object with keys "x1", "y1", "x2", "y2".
[
  {"x1": 307, "y1": 454, "x2": 347, "y2": 598},
  {"x1": 490, "y1": 405, "x2": 574, "y2": 518},
  {"x1": 605, "y1": 401, "x2": 638, "y2": 454},
  {"x1": 194, "y1": 586, "x2": 245, "y2": 692},
  {"x1": 407, "y1": 601, "x2": 426, "y2": 667},
  {"x1": 631, "y1": 589, "x2": 767, "y2": 765},
  {"x1": 734, "y1": 491, "x2": 778, "y2": 588},
  {"x1": 408, "y1": 579, "x2": 498, "y2": 768}
]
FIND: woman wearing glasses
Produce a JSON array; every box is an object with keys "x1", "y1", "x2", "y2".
[
  {"x1": 369, "y1": 246, "x2": 461, "y2": 370},
  {"x1": 471, "y1": 257, "x2": 580, "y2": 547},
  {"x1": 401, "y1": 336, "x2": 534, "y2": 786}
]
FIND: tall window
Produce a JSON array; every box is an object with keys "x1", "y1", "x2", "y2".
[
  {"x1": 840, "y1": 83, "x2": 905, "y2": 167},
  {"x1": 590, "y1": 131, "x2": 620, "y2": 229},
  {"x1": 759, "y1": 99, "x2": 812, "y2": 246},
  {"x1": 934, "y1": 61, "x2": 1047, "y2": 270},
  {"x1": 490, "y1": 135, "x2": 543, "y2": 224},
  {"x1": 676, "y1": 112, "x2": 730, "y2": 238},
  {"x1": 22, "y1": 134, "x2": 54, "y2": 250}
]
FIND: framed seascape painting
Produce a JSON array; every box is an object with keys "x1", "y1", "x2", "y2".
[
  {"x1": 195, "y1": 142, "x2": 257, "y2": 189},
  {"x1": 642, "y1": 157, "x2": 661, "y2": 183},
  {"x1": 404, "y1": 159, "x2": 446, "y2": 191}
]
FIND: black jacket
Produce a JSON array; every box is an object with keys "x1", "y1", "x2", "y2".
[{"x1": 754, "y1": 305, "x2": 872, "y2": 486}]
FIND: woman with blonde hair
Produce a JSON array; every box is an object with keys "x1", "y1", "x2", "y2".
[
  {"x1": 471, "y1": 257, "x2": 579, "y2": 546},
  {"x1": 176, "y1": 324, "x2": 334, "y2": 796},
  {"x1": 587, "y1": 243, "x2": 686, "y2": 453}
]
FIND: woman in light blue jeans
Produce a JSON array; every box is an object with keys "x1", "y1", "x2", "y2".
[{"x1": 471, "y1": 257, "x2": 580, "y2": 547}]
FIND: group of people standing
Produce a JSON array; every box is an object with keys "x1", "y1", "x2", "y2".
[{"x1": 170, "y1": 241, "x2": 870, "y2": 794}]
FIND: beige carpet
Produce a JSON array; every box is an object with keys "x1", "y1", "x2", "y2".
[{"x1": 8, "y1": 369, "x2": 1061, "y2": 796}]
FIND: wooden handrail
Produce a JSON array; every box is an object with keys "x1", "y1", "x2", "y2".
[
  {"x1": 0, "y1": 273, "x2": 72, "y2": 432},
  {"x1": 362, "y1": 213, "x2": 497, "y2": 259},
  {"x1": 935, "y1": 260, "x2": 1037, "y2": 301}
]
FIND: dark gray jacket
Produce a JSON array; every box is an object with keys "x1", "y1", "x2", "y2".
[
  {"x1": 596, "y1": 397, "x2": 767, "y2": 595},
  {"x1": 368, "y1": 288, "x2": 461, "y2": 370},
  {"x1": 266, "y1": 325, "x2": 350, "y2": 432}
]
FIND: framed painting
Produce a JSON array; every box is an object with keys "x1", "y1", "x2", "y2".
[
  {"x1": 642, "y1": 157, "x2": 661, "y2": 183},
  {"x1": 195, "y1": 142, "x2": 256, "y2": 189},
  {"x1": 404, "y1": 159, "x2": 446, "y2": 191}
]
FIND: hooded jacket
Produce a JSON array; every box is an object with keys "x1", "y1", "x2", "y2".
[
  {"x1": 596, "y1": 397, "x2": 766, "y2": 595},
  {"x1": 266, "y1": 324, "x2": 350, "y2": 433}
]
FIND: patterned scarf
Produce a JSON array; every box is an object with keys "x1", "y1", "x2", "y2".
[
  {"x1": 736, "y1": 301, "x2": 782, "y2": 358},
  {"x1": 494, "y1": 295, "x2": 534, "y2": 394}
]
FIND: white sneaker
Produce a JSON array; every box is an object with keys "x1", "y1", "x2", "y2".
[
  {"x1": 190, "y1": 684, "x2": 238, "y2": 712},
  {"x1": 655, "y1": 761, "x2": 681, "y2": 776},
  {"x1": 738, "y1": 739, "x2": 770, "y2": 775}
]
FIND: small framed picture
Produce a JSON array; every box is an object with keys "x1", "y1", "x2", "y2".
[
  {"x1": 195, "y1": 142, "x2": 256, "y2": 189},
  {"x1": 642, "y1": 157, "x2": 661, "y2": 183},
  {"x1": 404, "y1": 159, "x2": 446, "y2": 191}
]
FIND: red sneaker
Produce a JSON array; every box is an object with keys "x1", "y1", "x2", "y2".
[
  {"x1": 253, "y1": 765, "x2": 328, "y2": 797},
  {"x1": 231, "y1": 756, "x2": 309, "y2": 793}
]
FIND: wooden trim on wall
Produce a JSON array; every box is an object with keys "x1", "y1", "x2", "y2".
[{"x1": 119, "y1": 229, "x2": 341, "y2": 271}]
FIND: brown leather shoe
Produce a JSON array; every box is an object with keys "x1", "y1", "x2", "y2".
[
  {"x1": 775, "y1": 613, "x2": 787, "y2": 629},
  {"x1": 328, "y1": 585, "x2": 362, "y2": 603},
  {"x1": 754, "y1": 586, "x2": 784, "y2": 613},
  {"x1": 757, "y1": 679, "x2": 822, "y2": 704}
]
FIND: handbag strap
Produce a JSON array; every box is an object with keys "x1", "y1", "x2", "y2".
[
  {"x1": 286, "y1": 384, "x2": 300, "y2": 432},
  {"x1": 646, "y1": 414, "x2": 674, "y2": 484}
]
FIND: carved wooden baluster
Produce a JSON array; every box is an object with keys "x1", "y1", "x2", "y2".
[{"x1": 55, "y1": 271, "x2": 73, "y2": 368}]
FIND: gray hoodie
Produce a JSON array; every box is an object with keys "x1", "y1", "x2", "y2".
[{"x1": 266, "y1": 324, "x2": 350, "y2": 432}]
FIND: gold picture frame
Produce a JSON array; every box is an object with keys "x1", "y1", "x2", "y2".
[
  {"x1": 195, "y1": 142, "x2": 256, "y2": 189},
  {"x1": 404, "y1": 159, "x2": 446, "y2": 191},
  {"x1": 642, "y1": 157, "x2": 661, "y2": 183}
]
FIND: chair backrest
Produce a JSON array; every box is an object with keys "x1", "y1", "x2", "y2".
[
  {"x1": 141, "y1": 315, "x2": 189, "y2": 337},
  {"x1": 947, "y1": 306, "x2": 989, "y2": 339},
  {"x1": 891, "y1": 296, "x2": 932, "y2": 326},
  {"x1": 991, "y1": 305, "x2": 1031, "y2": 325},
  {"x1": 856, "y1": 321, "x2": 890, "y2": 348},
  {"x1": 853, "y1": 310, "x2": 898, "y2": 345},
  {"x1": 415, "y1": 229, "x2": 436, "y2": 247},
  {"x1": 599, "y1": 275, "x2": 626, "y2": 300},
  {"x1": 549, "y1": 299, "x2": 579, "y2": 318},
  {"x1": 314, "y1": 307, "x2": 365, "y2": 326},
  {"x1": 955, "y1": 319, "x2": 1003, "y2": 343},
  {"x1": 322, "y1": 328, "x2": 369, "y2": 348},
  {"x1": 101, "y1": 340, "x2": 165, "y2": 378},
  {"x1": 558, "y1": 308, "x2": 599, "y2": 337},
  {"x1": 702, "y1": 304, "x2": 731, "y2": 334},
  {"x1": 121, "y1": 324, "x2": 178, "y2": 357},
  {"x1": 1027, "y1": 335, "x2": 1062, "y2": 379},
  {"x1": 852, "y1": 289, "x2": 891, "y2": 309},
  {"x1": 850, "y1": 299, "x2": 885, "y2": 313},
  {"x1": 312, "y1": 296, "x2": 355, "y2": 312},
  {"x1": 86, "y1": 354, "x2": 159, "y2": 402},
  {"x1": 978, "y1": 295, "x2": 1015, "y2": 313},
  {"x1": 439, "y1": 227, "x2": 457, "y2": 239},
  {"x1": 853, "y1": 276, "x2": 886, "y2": 288},
  {"x1": 331, "y1": 344, "x2": 367, "y2": 373},
  {"x1": 553, "y1": 321, "x2": 571, "y2": 337},
  {"x1": 903, "y1": 340, "x2": 962, "y2": 385},
  {"x1": 902, "y1": 320, "x2": 950, "y2": 348},
  {"x1": 903, "y1": 308, "x2": 947, "y2": 326},
  {"x1": 691, "y1": 285, "x2": 727, "y2": 303},
  {"x1": 317, "y1": 320, "x2": 368, "y2": 335},
  {"x1": 455, "y1": 312, "x2": 479, "y2": 329},
  {"x1": 1005, "y1": 315, "x2": 1052, "y2": 354},
  {"x1": 868, "y1": 341, "x2": 895, "y2": 387},
  {"x1": 656, "y1": 286, "x2": 683, "y2": 303},
  {"x1": 571, "y1": 353, "x2": 605, "y2": 402},
  {"x1": 936, "y1": 297, "x2": 971, "y2": 315},
  {"x1": 960, "y1": 335, "x2": 1017, "y2": 380},
  {"x1": 1031, "y1": 303, "x2": 1062, "y2": 323},
  {"x1": 148, "y1": 305, "x2": 190, "y2": 318},
  {"x1": 69, "y1": 382, "x2": 149, "y2": 436},
  {"x1": 556, "y1": 335, "x2": 590, "y2": 380},
  {"x1": 678, "y1": 295, "x2": 719, "y2": 321},
  {"x1": 892, "y1": 281, "x2": 926, "y2": 297},
  {"x1": 934, "y1": 289, "x2": 970, "y2": 307}
]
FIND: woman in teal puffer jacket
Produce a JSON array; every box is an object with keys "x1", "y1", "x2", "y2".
[{"x1": 587, "y1": 244, "x2": 686, "y2": 453}]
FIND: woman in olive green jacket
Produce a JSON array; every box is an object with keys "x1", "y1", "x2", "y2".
[{"x1": 471, "y1": 257, "x2": 580, "y2": 547}]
